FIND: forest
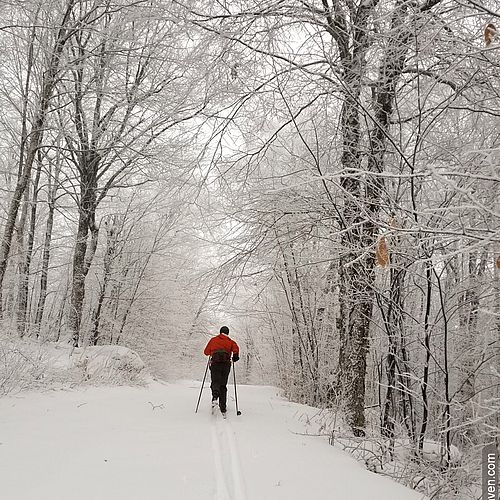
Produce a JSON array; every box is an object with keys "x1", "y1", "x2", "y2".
[{"x1": 0, "y1": 0, "x2": 498, "y2": 498}]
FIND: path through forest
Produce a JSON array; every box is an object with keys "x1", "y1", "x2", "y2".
[{"x1": 0, "y1": 380, "x2": 426, "y2": 499}]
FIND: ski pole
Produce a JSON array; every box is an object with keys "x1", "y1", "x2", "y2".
[
  {"x1": 195, "y1": 357, "x2": 210, "y2": 413},
  {"x1": 232, "y1": 360, "x2": 242, "y2": 416}
]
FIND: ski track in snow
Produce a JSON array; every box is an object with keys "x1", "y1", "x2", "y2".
[
  {"x1": 0, "y1": 381, "x2": 428, "y2": 500},
  {"x1": 211, "y1": 410, "x2": 247, "y2": 500},
  {"x1": 220, "y1": 418, "x2": 248, "y2": 500},
  {"x1": 211, "y1": 421, "x2": 231, "y2": 500}
]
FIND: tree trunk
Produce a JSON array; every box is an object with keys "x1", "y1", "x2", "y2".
[
  {"x1": 455, "y1": 250, "x2": 486, "y2": 444},
  {"x1": 337, "y1": 256, "x2": 375, "y2": 435},
  {"x1": 380, "y1": 265, "x2": 416, "y2": 447},
  {"x1": 89, "y1": 218, "x2": 117, "y2": 345},
  {"x1": 335, "y1": 38, "x2": 377, "y2": 437},
  {"x1": 10, "y1": 188, "x2": 31, "y2": 321},
  {"x1": 67, "y1": 169, "x2": 99, "y2": 346},
  {"x1": 33, "y1": 156, "x2": 61, "y2": 336},
  {"x1": 419, "y1": 260, "x2": 433, "y2": 453},
  {"x1": 16, "y1": 152, "x2": 43, "y2": 336},
  {"x1": 335, "y1": 0, "x2": 412, "y2": 436},
  {"x1": 434, "y1": 267, "x2": 452, "y2": 468}
]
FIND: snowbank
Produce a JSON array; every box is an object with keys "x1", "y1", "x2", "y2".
[
  {"x1": 78, "y1": 345, "x2": 146, "y2": 380},
  {"x1": 288, "y1": 407, "x2": 464, "y2": 498},
  {"x1": 332, "y1": 436, "x2": 462, "y2": 469},
  {"x1": 0, "y1": 337, "x2": 148, "y2": 395}
]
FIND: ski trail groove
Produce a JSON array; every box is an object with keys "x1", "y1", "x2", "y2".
[
  {"x1": 211, "y1": 421, "x2": 232, "y2": 500},
  {"x1": 221, "y1": 418, "x2": 247, "y2": 500},
  {"x1": 210, "y1": 410, "x2": 247, "y2": 500}
]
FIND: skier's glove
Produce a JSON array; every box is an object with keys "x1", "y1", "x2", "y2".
[{"x1": 232, "y1": 354, "x2": 239, "y2": 362}]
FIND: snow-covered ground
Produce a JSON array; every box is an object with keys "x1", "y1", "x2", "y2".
[{"x1": 0, "y1": 380, "x2": 426, "y2": 500}]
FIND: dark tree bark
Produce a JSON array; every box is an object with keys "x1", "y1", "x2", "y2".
[
  {"x1": 379, "y1": 263, "x2": 416, "y2": 447},
  {"x1": 419, "y1": 260, "x2": 433, "y2": 453},
  {"x1": 16, "y1": 152, "x2": 43, "y2": 336},
  {"x1": 89, "y1": 217, "x2": 118, "y2": 345},
  {"x1": 434, "y1": 267, "x2": 452, "y2": 467},
  {"x1": 33, "y1": 154, "x2": 62, "y2": 335},
  {"x1": 67, "y1": 167, "x2": 99, "y2": 346},
  {"x1": 334, "y1": 0, "x2": 416, "y2": 436},
  {"x1": 454, "y1": 249, "x2": 486, "y2": 444}
]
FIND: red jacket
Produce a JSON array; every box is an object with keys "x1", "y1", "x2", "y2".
[{"x1": 204, "y1": 334, "x2": 239, "y2": 359}]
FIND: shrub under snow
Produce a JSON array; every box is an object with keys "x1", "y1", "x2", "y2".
[{"x1": 0, "y1": 337, "x2": 148, "y2": 395}]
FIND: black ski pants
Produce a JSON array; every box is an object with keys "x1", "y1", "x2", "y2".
[{"x1": 210, "y1": 362, "x2": 231, "y2": 412}]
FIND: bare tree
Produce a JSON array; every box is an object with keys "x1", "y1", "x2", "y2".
[
  {"x1": 56, "y1": 2, "x2": 209, "y2": 345},
  {"x1": 0, "y1": 0, "x2": 80, "y2": 317}
]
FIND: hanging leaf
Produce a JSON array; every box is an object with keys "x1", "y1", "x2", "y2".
[
  {"x1": 376, "y1": 237, "x2": 389, "y2": 268},
  {"x1": 485, "y1": 23, "x2": 496, "y2": 47},
  {"x1": 496, "y1": 255, "x2": 500, "y2": 269}
]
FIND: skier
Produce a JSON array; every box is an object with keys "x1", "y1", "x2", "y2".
[{"x1": 204, "y1": 326, "x2": 240, "y2": 416}]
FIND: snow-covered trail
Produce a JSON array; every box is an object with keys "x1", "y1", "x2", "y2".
[{"x1": 0, "y1": 381, "x2": 424, "y2": 500}]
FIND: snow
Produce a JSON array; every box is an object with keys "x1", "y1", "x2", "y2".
[
  {"x1": 333, "y1": 436, "x2": 462, "y2": 473},
  {"x1": 0, "y1": 340, "x2": 147, "y2": 396},
  {"x1": 79, "y1": 345, "x2": 146, "y2": 379},
  {"x1": 0, "y1": 380, "x2": 427, "y2": 500}
]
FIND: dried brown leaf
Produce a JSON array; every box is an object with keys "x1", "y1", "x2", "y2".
[
  {"x1": 485, "y1": 23, "x2": 497, "y2": 47},
  {"x1": 376, "y1": 237, "x2": 389, "y2": 268}
]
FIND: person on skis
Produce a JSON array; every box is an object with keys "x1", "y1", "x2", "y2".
[{"x1": 204, "y1": 326, "x2": 239, "y2": 416}]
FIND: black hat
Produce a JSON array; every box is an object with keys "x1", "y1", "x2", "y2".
[{"x1": 220, "y1": 326, "x2": 229, "y2": 335}]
